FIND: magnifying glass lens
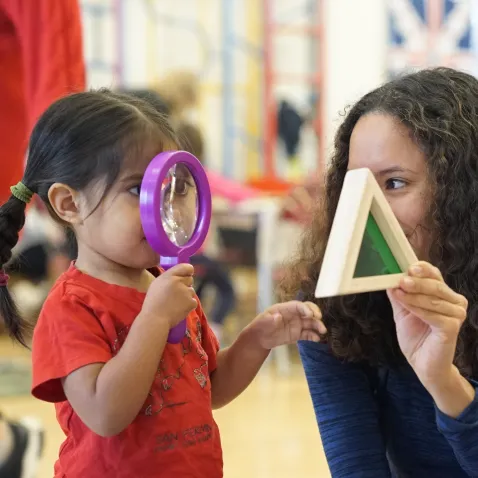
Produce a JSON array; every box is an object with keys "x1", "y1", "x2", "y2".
[{"x1": 161, "y1": 164, "x2": 198, "y2": 246}]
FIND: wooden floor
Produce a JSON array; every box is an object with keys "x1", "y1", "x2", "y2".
[{"x1": 0, "y1": 340, "x2": 330, "y2": 478}]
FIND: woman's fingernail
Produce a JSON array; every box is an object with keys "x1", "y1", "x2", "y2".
[
  {"x1": 410, "y1": 265, "x2": 422, "y2": 276},
  {"x1": 403, "y1": 277, "x2": 415, "y2": 288}
]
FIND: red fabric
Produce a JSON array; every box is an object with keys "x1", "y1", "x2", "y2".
[
  {"x1": 0, "y1": 0, "x2": 85, "y2": 203},
  {"x1": 32, "y1": 264, "x2": 223, "y2": 478}
]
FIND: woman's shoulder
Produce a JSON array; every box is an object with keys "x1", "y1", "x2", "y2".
[
  {"x1": 298, "y1": 340, "x2": 373, "y2": 377},
  {"x1": 298, "y1": 340, "x2": 358, "y2": 365},
  {"x1": 298, "y1": 340, "x2": 414, "y2": 387}
]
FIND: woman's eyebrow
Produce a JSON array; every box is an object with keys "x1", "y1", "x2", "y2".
[{"x1": 376, "y1": 166, "x2": 417, "y2": 177}]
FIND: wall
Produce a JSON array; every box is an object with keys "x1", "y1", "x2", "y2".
[
  {"x1": 80, "y1": 0, "x2": 389, "y2": 178},
  {"x1": 80, "y1": 0, "x2": 253, "y2": 179},
  {"x1": 79, "y1": 1, "x2": 477, "y2": 180},
  {"x1": 323, "y1": 0, "x2": 388, "y2": 157},
  {"x1": 80, "y1": 0, "x2": 120, "y2": 88}
]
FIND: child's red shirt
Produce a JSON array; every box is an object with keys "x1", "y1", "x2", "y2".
[{"x1": 31, "y1": 264, "x2": 223, "y2": 477}]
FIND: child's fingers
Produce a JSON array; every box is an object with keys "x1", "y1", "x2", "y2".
[
  {"x1": 299, "y1": 316, "x2": 327, "y2": 335},
  {"x1": 167, "y1": 263, "x2": 195, "y2": 277},
  {"x1": 267, "y1": 301, "x2": 323, "y2": 326},
  {"x1": 303, "y1": 301, "x2": 322, "y2": 320},
  {"x1": 271, "y1": 312, "x2": 282, "y2": 326},
  {"x1": 295, "y1": 301, "x2": 314, "y2": 318},
  {"x1": 182, "y1": 276, "x2": 194, "y2": 288},
  {"x1": 270, "y1": 301, "x2": 311, "y2": 319},
  {"x1": 302, "y1": 302, "x2": 326, "y2": 335},
  {"x1": 299, "y1": 329, "x2": 321, "y2": 342}
]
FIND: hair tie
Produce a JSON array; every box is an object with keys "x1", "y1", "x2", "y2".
[
  {"x1": 10, "y1": 182, "x2": 34, "y2": 204},
  {"x1": 0, "y1": 270, "x2": 9, "y2": 287}
]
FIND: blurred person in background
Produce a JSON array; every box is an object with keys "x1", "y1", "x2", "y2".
[
  {"x1": 280, "y1": 172, "x2": 323, "y2": 225},
  {"x1": 176, "y1": 120, "x2": 237, "y2": 344},
  {"x1": 153, "y1": 70, "x2": 199, "y2": 125},
  {"x1": 0, "y1": 0, "x2": 85, "y2": 476}
]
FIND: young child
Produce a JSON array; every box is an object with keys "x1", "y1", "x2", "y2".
[{"x1": 0, "y1": 90, "x2": 324, "y2": 477}]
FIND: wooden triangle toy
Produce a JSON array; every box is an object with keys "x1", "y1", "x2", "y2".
[{"x1": 315, "y1": 168, "x2": 418, "y2": 298}]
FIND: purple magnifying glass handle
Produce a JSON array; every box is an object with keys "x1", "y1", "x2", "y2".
[
  {"x1": 168, "y1": 320, "x2": 187, "y2": 343},
  {"x1": 140, "y1": 151, "x2": 212, "y2": 345},
  {"x1": 160, "y1": 257, "x2": 188, "y2": 344}
]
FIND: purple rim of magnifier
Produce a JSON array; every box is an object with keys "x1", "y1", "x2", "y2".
[{"x1": 140, "y1": 151, "x2": 212, "y2": 343}]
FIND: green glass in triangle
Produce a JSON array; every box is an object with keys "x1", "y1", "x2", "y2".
[{"x1": 353, "y1": 213, "x2": 402, "y2": 278}]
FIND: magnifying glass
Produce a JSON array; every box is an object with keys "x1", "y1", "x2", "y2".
[{"x1": 140, "y1": 151, "x2": 212, "y2": 343}]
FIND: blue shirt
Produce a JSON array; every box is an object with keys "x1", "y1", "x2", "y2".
[{"x1": 298, "y1": 341, "x2": 478, "y2": 477}]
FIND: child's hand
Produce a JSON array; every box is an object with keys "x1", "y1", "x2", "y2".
[
  {"x1": 251, "y1": 301, "x2": 325, "y2": 350},
  {"x1": 142, "y1": 264, "x2": 197, "y2": 328}
]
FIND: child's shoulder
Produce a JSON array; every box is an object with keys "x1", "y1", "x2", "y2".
[
  {"x1": 41, "y1": 264, "x2": 105, "y2": 317},
  {"x1": 51, "y1": 264, "x2": 96, "y2": 296},
  {"x1": 40, "y1": 263, "x2": 150, "y2": 327}
]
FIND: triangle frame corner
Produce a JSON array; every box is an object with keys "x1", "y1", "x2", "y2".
[{"x1": 315, "y1": 169, "x2": 418, "y2": 299}]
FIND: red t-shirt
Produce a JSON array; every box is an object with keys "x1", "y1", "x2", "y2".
[{"x1": 31, "y1": 264, "x2": 223, "y2": 478}]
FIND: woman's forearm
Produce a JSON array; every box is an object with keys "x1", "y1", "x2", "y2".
[
  {"x1": 425, "y1": 366, "x2": 475, "y2": 418},
  {"x1": 429, "y1": 366, "x2": 478, "y2": 475}
]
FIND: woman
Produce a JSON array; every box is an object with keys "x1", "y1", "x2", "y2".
[{"x1": 281, "y1": 67, "x2": 478, "y2": 477}]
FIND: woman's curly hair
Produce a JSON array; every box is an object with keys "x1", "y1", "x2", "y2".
[{"x1": 280, "y1": 67, "x2": 478, "y2": 378}]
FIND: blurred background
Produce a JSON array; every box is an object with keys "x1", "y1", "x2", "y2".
[{"x1": 1, "y1": 0, "x2": 478, "y2": 476}]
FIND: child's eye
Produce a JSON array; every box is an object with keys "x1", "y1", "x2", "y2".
[
  {"x1": 385, "y1": 178, "x2": 407, "y2": 190},
  {"x1": 129, "y1": 185, "x2": 141, "y2": 196},
  {"x1": 171, "y1": 175, "x2": 195, "y2": 196},
  {"x1": 174, "y1": 178, "x2": 189, "y2": 196}
]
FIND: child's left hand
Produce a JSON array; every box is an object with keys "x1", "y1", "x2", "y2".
[{"x1": 251, "y1": 301, "x2": 325, "y2": 350}]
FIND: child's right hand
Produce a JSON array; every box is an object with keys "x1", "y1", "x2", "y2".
[{"x1": 141, "y1": 264, "x2": 197, "y2": 328}]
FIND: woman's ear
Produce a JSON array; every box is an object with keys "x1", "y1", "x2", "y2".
[{"x1": 48, "y1": 183, "x2": 83, "y2": 225}]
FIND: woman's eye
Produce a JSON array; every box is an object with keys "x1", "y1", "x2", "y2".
[
  {"x1": 385, "y1": 178, "x2": 406, "y2": 190},
  {"x1": 129, "y1": 185, "x2": 141, "y2": 196}
]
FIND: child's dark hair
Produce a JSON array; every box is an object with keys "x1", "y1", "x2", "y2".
[
  {"x1": 0, "y1": 89, "x2": 177, "y2": 346},
  {"x1": 281, "y1": 67, "x2": 478, "y2": 378},
  {"x1": 124, "y1": 89, "x2": 205, "y2": 166},
  {"x1": 117, "y1": 88, "x2": 171, "y2": 117}
]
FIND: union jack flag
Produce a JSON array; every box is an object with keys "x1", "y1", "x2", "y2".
[{"x1": 388, "y1": 0, "x2": 477, "y2": 76}]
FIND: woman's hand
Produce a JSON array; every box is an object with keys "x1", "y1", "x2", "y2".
[
  {"x1": 387, "y1": 261, "x2": 475, "y2": 417},
  {"x1": 250, "y1": 301, "x2": 325, "y2": 350},
  {"x1": 387, "y1": 261, "x2": 467, "y2": 384}
]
